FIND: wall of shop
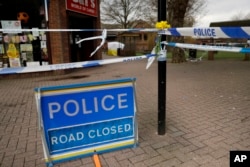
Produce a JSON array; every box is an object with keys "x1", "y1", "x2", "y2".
[
  {"x1": 48, "y1": 0, "x2": 101, "y2": 64},
  {"x1": 48, "y1": 0, "x2": 70, "y2": 64},
  {"x1": 0, "y1": 0, "x2": 101, "y2": 69},
  {"x1": 0, "y1": 1, "x2": 44, "y2": 68}
]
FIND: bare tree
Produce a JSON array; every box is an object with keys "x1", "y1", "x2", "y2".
[
  {"x1": 100, "y1": 0, "x2": 206, "y2": 62},
  {"x1": 101, "y1": 0, "x2": 206, "y2": 28},
  {"x1": 147, "y1": 0, "x2": 206, "y2": 26},
  {"x1": 167, "y1": 0, "x2": 189, "y2": 63},
  {"x1": 145, "y1": 0, "x2": 206, "y2": 62},
  {"x1": 245, "y1": 13, "x2": 250, "y2": 20},
  {"x1": 183, "y1": 0, "x2": 207, "y2": 26},
  {"x1": 100, "y1": 0, "x2": 154, "y2": 28},
  {"x1": 167, "y1": 0, "x2": 206, "y2": 63},
  {"x1": 231, "y1": 12, "x2": 250, "y2": 20}
]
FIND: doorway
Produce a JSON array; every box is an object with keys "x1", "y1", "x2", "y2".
[{"x1": 68, "y1": 14, "x2": 95, "y2": 62}]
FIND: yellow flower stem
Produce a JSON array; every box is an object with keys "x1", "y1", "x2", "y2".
[{"x1": 155, "y1": 35, "x2": 162, "y2": 55}]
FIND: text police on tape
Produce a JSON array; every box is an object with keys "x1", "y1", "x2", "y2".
[{"x1": 193, "y1": 28, "x2": 216, "y2": 37}]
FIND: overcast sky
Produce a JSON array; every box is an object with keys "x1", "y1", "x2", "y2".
[{"x1": 195, "y1": 0, "x2": 250, "y2": 27}]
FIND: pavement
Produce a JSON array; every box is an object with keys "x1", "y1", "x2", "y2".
[{"x1": 0, "y1": 55, "x2": 250, "y2": 167}]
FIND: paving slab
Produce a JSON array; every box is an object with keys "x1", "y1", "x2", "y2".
[{"x1": 0, "y1": 56, "x2": 250, "y2": 167}]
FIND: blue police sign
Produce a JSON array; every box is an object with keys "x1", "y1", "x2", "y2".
[{"x1": 35, "y1": 78, "x2": 138, "y2": 166}]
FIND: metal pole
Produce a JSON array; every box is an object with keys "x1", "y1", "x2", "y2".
[
  {"x1": 44, "y1": 0, "x2": 49, "y2": 22},
  {"x1": 157, "y1": 0, "x2": 167, "y2": 135}
]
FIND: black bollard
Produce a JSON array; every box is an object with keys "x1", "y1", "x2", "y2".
[{"x1": 157, "y1": 0, "x2": 167, "y2": 135}]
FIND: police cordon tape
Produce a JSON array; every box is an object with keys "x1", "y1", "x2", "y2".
[
  {"x1": 2, "y1": 41, "x2": 249, "y2": 75},
  {"x1": 159, "y1": 27, "x2": 250, "y2": 38},
  {"x1": 0, "y1": 54, "x2": 156, "y2": 75},
  {"x1": 1, "y1": 26, "x2": 250, "y2": 75},
  {"x1": 162, "y1": 42, "x2": 250, "y2": 53},
  {"x1": 1, "y1": 26, "x2": 250, "y2": 38},
  {"x1": 0, "y1": 28, "x2": 157, "y2": 33}
]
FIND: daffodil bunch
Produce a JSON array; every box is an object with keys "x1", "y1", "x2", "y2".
[
  {"x1": 155, "y1": 21, "x2": 171, "y2": 30},
  {"x1": 154, "y1": 21, "x2": 171, "y2": 55}
]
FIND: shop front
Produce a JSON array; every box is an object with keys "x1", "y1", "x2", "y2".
[
  {"x1": 0, "y1": 0, "x2": 47, "y2": 68},
  {"x1": 0, "y1": 0, "x2": 101, "y2": 70},
  {"x1": 66, "y1": 0, "x2": 100, "y2": 62}
]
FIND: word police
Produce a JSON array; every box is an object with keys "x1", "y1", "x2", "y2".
[
  {"x1": 48, "y1": 93, "x2": 128, "y2": 119},
  {"x1": 193, "y1": 28, "x2": 216, "y2": 37}
]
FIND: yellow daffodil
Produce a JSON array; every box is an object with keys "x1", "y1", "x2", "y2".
[
  {"x1": 155, "y1": 21, "x2": 171, "y2": 29},
  {"x1": 154, "y1": 21, "x2": 171, "y2": 55}
]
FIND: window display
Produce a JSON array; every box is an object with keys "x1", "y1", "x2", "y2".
[
  {"x1": 0, "y1": 1, "x2": 48, "y2": 69},
  {"x1": 0, "y1": 26, "x2": 48, "y2": 68}
]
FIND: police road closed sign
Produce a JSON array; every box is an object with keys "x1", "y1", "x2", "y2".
[{"x1": 35, "y1": 78, "x2": 138, "y2": 166}]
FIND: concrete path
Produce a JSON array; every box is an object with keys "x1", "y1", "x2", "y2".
[{"x1": 0, "y1": 57, "x2": 250, "y2": 167}]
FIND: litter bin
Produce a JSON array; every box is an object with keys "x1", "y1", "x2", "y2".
[{"x1": 189, "y1": 49, "x2": 197, "y2": 59}]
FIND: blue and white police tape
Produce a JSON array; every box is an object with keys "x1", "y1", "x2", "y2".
[
  {"x1": 0, "y1": 54, "x2": 156, "y2": 75},
  {"x1": 76, "y1": 29, "x2": 107, "y2": 57},
  {"x1": 159, "y1": 27, "x2": 250, "y2": 39},
  {"x1": 0, "y1": 28, "x2": 158, "y2": 33},
  {"x1": 162, "y1": 42, "x2": 250, "y2": 53},
  {"x1": 1, "y1": 26, "x2": 250, "y2": 38}
]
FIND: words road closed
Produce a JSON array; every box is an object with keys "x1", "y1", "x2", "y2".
[
  {"x1": 35, "y1": 78, "x2": 138, "y2": 166},
  {"x1": 49, "y1": 117, "x2": 134, "y2": 152}
]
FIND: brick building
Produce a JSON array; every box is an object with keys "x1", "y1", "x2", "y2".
[
  {"x1": 0, "y1": 0, "x2": 101, "y2": 68},
  {"x1": 48, "y1": 0, "x2": 101, "y2": 64}
]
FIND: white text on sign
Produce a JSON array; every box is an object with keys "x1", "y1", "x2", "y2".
[
  {"x1": 48, "y1": 93, "x2": 128, "y2": 119},
  {"x1": 50, "y1": 123, "x2": 131, "y2": 145}
]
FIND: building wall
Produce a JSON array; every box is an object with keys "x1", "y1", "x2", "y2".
[
  {"x1": 49, "y1": 0, "x2": 70, "y2": 64},
  {"x1": 48, "y1": 0, "x2": 101, "y2": 64}
]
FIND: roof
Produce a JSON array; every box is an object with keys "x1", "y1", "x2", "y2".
[{"x1": 210, "y1": 20, "x2": 250, "y2": 27}]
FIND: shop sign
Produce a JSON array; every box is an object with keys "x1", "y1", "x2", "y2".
[
  {"x1": 66, "y1": 0, "x2": 98, "y2": 17},
  {"x1": 1, "y1": 21, "x2": 22, "y2": 34},
  {"x1": 35, "y1": 78, "x2": 138, "y2": 166}
]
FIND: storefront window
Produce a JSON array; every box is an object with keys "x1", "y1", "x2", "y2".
[
  {"x1": 0, "y1": 1, "x2": 48, "y2": 68},
  {"x1": 0, "y1": 27, "x2": 48, "y2": 68}
]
